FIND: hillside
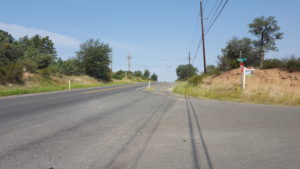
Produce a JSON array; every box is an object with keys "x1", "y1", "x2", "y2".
[
  {"x1": 208, "y1": 68, "x2": 300, "y2": 98},
  {"x1": 174, "y1": 68, "x2": 300, "y2": 106}
]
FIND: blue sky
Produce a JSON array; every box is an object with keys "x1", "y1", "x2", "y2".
[{"x1": 1, "y1": 0, "x2": 299, "y2": 81}]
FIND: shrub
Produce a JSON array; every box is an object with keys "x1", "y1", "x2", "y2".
[
  {"x1": 285, "y1": 58, "x2": 300, "y2": 72},
  {"x1": 37, "y1": 66, "x2": 58, "y2": 79},
  {"x1": 60, "y1": 58, "x2": 84, "y2": 76},
  {"x1": 206, "y1": 65, "x2": 221, "y2": 75},
  {"x1": 0, "y1": 64, "x2": 23, "y2": 84},
  {"x1": 263, "y1": 57, "x2": 300, "y2": 72},
  {"x1": 188, "y1": 75, "x2": 204, "y2": 86},
  {"x1": 18, "y1": 58, "x2": 38, "y2": 73},
  {"x1": 34, "y1": 53, "x2": 54, "y2": 69},
  {"x1": 133, "y1": 71, "x2": 142, "y2": 77},
  {"x1": 113, "y1": 70, "x2": 126, "y2": 80},
  {"x1": 263, "y1": 59, "x2": 283, "y2": 69}
]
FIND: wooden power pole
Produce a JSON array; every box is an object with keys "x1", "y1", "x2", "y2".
[
  {"x1": 200, "y1": 0, "x2": 207, "y2": 74},
  {"x1": 188, "y1": 52, "x2": 191, "y2": 78},
  {"x1": 110, "y1": 53, "x2": 113, "y2": 79},
  {"x1": 127, "y1": 53, "x2": 131, "y2": 76}
]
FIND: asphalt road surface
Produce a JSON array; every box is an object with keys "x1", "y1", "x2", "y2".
[{"x1": 0, "y1": 83, "x2": 299, "y2": 169}]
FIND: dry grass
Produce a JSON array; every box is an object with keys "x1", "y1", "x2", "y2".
[
  {"x1": 0, "y1": 73, "x2": 140, "y2": 97},
  {"x1": 174, "y1": 68, "x2": 300, "y2": 106}
]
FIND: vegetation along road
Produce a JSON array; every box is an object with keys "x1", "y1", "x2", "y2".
[{"x1": 0, "y1": 83, "x2": 299, "y2": 169}]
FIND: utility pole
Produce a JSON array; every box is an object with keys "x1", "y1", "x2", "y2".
[
  {"x1": 200, "y1": 0, "x2": 207, "y2": 74},
  {"x1": 110, "y1": 53, "x2": 113, "y2": 79},
  {"x1": 188, "y1": 52, "x2": 191, "y2": 79},
  {"x1": 126, "y1": 53, "x2": 131, "y2": 77}
]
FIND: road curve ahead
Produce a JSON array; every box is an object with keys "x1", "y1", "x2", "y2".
[{"x1": 0, "y1": 83, "x2": 299, "y2": 169}]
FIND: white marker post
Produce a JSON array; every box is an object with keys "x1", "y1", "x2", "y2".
[
  {"x1": 242, "y1": 68, "x2": 246, "y2": 89},
  {"x1": 68, "y1": 80, "x2": 71, "y2": 91},
  {"x1": 148, "y1": 81, "x2": 151, "y2": 88}
]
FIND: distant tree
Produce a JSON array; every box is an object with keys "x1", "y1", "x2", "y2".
[
  {"x1": 133, "y1": 70, "x2": 142, "y2": 77},
  {"x1": 217, "y1": 37, "x2": 259, "y2": 71},
  {"x1": 18, "y1": 35, "x2": 57, "y2": 71},
  {"x1": 113, "y1": 70, "x2": 126, "y2": 80},
  {"x1": 143, "y1": 69, "x2": 150, "y2": 79},
  {"x1": 126, "y1": 71, "x2": 133, "y2": 76},
  {"x1": 77, "y1": 39, "x2": 112, "y2": 81},
  {"x1": 176, "y1": 64, "x2": 198, "y2": 81},
  {"x1": 248, "y1": 16, "x2": 283, "y2": 68},
  {"x1": 0, "y1": 30, "x2": 14, "y2": 44},
  {"x1": 150, "y1": 73, "x2": 158, "y2": 81}
]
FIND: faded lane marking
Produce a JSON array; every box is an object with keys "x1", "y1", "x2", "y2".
[
  {"x1": 82, "y1": 84, "x2": 145, "y2": 94},
  {"x1": 135, "y1": 84, "x2": 161, "y2": 91}
]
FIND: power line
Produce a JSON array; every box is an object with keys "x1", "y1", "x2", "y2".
[
  {"x1": 205, "y1": 0, "x2": 224, "y2": 28},
  {"x1": 192, "y1": 36, "x2": 202, "y2": 64},
  {"x1": 189, "y1": 0, "x2": 229, "y2": 70},
  {"x1": 205, "y1": 0, "x2": 221, "y2": 24},
  {"x1": 205, "y1": 0, "x2": 229, "y2": 35},
  {"x1": 192, "y1": 0, "x2": 219, "y2": 64},
  {"x1": 189, "y1": 13, "x2": 200, "y2": 52}
]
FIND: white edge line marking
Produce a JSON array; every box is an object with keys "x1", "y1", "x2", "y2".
[{"x1": 135, "y1": 83, "x2": 160, "y2": 91}]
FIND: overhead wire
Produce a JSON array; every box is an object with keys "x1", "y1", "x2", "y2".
[
  {"x1": 189, "y1": 0, "x2": 229, "y2": 65},
  {"x1": 205, "y1": 0, "x2": 229, "y2": 35},
  {"x1": 205, "y1": 0, "x2": 225, "y2": 28},
  {"x1": 192, "y1": 40, "x2": 202, "y2": 64},
  {"x1": 189, "y1": 13, "x2": 200, "y2": 52},
  {"x1": 205, "y1": 0, "x2": 221, "y2": 25}
]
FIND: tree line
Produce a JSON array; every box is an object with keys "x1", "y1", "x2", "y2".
[
  {"x1": 0, "y1": 30, "x2": 158, "y2": 84},
  {"x1": 176, "y1": 16, "x2": 300, "y2": 81}
]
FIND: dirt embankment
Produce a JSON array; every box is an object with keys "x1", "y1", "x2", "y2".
[{"x1": 205, "y1": 68, "x2": 300, "y2": 101}]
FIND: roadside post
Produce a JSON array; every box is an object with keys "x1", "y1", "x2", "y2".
[
  {"x1": 242, "y1": 67, "x2": 255, "y2": 89},
  {"x1": 148, "y1": 81, "x2": 151, "y2": 88},
  {"x1": 237, "y1": 58, "x2": 247, "y2": 88},
  {"x1": 69, "y1": 80, "x2": 71, "y2": 91}
]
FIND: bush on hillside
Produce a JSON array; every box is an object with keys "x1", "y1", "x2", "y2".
[
  {"x1": 113, "y1": 70, "x2": 126, "y2": 80},
  {"x1": 133, "y1": 71, "x2": 142, "y2": 77},
  {"x1": 263, "y1": 59, "x2": 284, "y2": 69},
  {"x1": 206, "y1": 65, "x2": 221, "y2": 75},
  {"x1": 284, "y1": 57, "x2": 300, "y2": 72},
  {"x1": 37, "y1": 66, "x2": 59, "y2": 79},
  {"x1": 188, "y1": 75, "x2": 205, "y2": 86},
  {"x1": 263, "y1": 56, "x2": 300, "y2": 72},
  {"x1": 18, "y1": 57, "x2": 38, "y2": 73},
  {"x1": 0, "y1": 64, "x2": 23, "y2": 84}
]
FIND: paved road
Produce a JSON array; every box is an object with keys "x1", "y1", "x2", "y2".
[{"x1": 0, "y1": 83, "x2": 299, "y2": 169}]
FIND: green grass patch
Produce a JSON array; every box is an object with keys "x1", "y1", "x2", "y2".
[{"x1": 174, "y1": 82, "x2": 242, "y2": 101}]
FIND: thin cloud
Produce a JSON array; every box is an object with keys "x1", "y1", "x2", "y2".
[
  {"x1": 0, "y1": 22, "x2": 81, "y2": 48},
  {"x1": 0, "y1": 22, "x2": 143, "y2": 55}
]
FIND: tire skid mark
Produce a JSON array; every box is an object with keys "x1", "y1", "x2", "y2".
[
  {"x1": 0, "y1": 94, "x2": 147, "y2": 160},
  {"x1": 186, "y1": 96, "x2": 214, "y2": 169},
  {"x1": 128, "y1": 99, "x2": 176, "y2": 169},
  {"x1": 103, "y1": 98, "x2": 175, "y2": 169}
]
